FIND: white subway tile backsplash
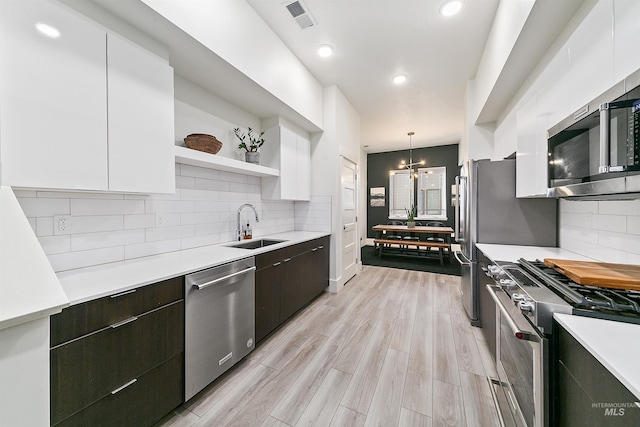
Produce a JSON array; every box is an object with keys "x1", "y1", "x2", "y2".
[
  {"x1": 598, "y1": 200, "x2": 640, "y2": 216},
  {"x1": 194, "y1": 178, "x2": 229, "y2": 193},
  {"x1": 38, "y1": 235, "x2": 71, "y2": 255},
  {"x1": 155, "y1": 213, "x2": 182, "y2": 228},
  {"x1": 181, "y1": 233, "x2": 221, "y2": 250},
  {"x1": 53, "y1": 215, "x2": 123, "y2": 235},
  {"x1": 195, "y1": 200, "x2": 229, "y2": 213},
  {"x1": 180, "y1": 164, "x2": 220, "y2": 180},
  {"x1": 598, "y1": 231, "x2": 640, "y2": 256},
  {"x1": 176, "y1": 175, "x2": 196, "y2": 189},
  {"x1": 48, "y1": 247, "x2": 124, "y2": 271},
  {"x1": 628, "y1": 217, "x2": 640, "y2": 236},
  {"x1": 18, "y1": 198, "x2": 70, "y2": 217},
  {"x1": 15, "y1": 162, "x2": 329, "y2": 273},
  {"x1": 123, "y1": 214, "x2": 155, "y2": 229},
  {"x1": 145, "y1": 224, "x2": 195, "y2": 242},
  {"x1": 145, "y1": 199, "x2": 195, "y2": 214},
  {"x1": 560, "y1": 199, "x2": 598, "y2": 214},
  {"x1": 71, "y1": 229, "x2": 145, "y2": 251},
  {"x1": 180, "y1": 188, "x2": 220, "y2": 201},
  {"x1": 560, "y1": 199, "x2": 639, "y2": 262},
  {"x1": 181, "y1": 212, "x2": 221, "y2": 225},
  {"x1": 124, "y1": 239, "x2": 181, "y2": 260},
  {"x1": 591, "y1": 214, "x2": 626, "y2": 233},
  {"x1": 219, "y1": 171, "x2": 248, "y2": 184},
  {"x1": 72, "y1": 199, "x2": 144, "y2": 216},
  {"x1": 36, "y1": 217, "x2": 54, "y2": 236}
]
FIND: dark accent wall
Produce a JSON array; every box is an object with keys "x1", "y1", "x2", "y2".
[{"x1": 367, "y1": 144, "x2": 459, "y2": 238}]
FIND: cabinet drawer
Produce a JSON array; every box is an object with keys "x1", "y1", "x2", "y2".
[
  {"x1": 51, "y1": 276, "x2": 183, "y2": 346},
  {"x1": 51, "y1": 300, "x2": 184, "y2": 425},
  {"x1": 255, "y1": 246, "x2": 294, "y2": 271},
  {"x1": 53, "y1": 353, "x2": 183, "y2": 427}
]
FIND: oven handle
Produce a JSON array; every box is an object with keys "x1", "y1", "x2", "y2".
[{"x1": 486, "y1": 285, "x2": 539, "y2": 342}]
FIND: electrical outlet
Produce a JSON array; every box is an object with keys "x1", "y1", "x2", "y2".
[
  {"x1": 156, "y1": 213, "x2": 165, "y2": 227},
  {"x1": 56, "y1": 216, "x2": 69, "y2": 232}
]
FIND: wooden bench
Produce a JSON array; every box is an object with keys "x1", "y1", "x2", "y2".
[{"x1": 373, "y1": 239, "x2": 450, "y2": 265}]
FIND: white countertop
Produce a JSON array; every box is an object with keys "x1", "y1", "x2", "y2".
[
  {"x1": 0, "y1": 187, "x2": 69, "y2": 330},
  {"x1": 476, "y1": 243, "x2": 597, "y2": 264},
  {"x1": 57, "y1": 231, "x2": 329, "y2": 305},
  {"x1": 554, "y1": 313, "x2": 640, "y2": 400}
]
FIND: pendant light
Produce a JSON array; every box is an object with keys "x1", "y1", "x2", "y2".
[{"x1": 399, "y1": 131, "x2": 425, "y2": 178}]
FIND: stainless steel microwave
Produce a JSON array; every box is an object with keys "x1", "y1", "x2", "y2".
[{"x1": 547, "y1": 68, "x2": 640, "y2": 198}]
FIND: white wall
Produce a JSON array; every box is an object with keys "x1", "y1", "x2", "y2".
[{"x1": 313, "y1": 86, "x2": 361, "y2": 292}]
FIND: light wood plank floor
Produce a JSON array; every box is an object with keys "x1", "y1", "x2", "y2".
[{"x1": 157, "y1": 266, "x2": 500, "y2": 427}]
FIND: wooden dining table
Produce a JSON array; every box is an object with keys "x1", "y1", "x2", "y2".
[{"x1": 372, "y1": 224, "x2": 454, "y2": 264}]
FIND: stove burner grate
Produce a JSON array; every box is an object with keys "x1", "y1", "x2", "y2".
[{"x1": 519, "y1": 259, "x2": 640, "y2": 318}]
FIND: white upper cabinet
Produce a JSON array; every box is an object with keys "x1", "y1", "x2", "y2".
[
  {"x1": 107, "y1": 34, "x2": 175, "y2": 193},
  {"x1": 0, "y1": 0, "x2": 108, "y2": 190},
  {"x1": 0, "y1": 0, "x2": 175, "y2": 193},
  {"x1": 261, "y1": 125, "x2": 310, "y2": 201},
  {"x1": 516, "y1": 96, "x2": 545, "y2": 197},
  {"x1": 613, "y1": 0, "x2": 640, "y2": 82}
]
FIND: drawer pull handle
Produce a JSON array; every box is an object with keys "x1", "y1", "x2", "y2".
[
  {"x1": 283, "y1": 258, "x2": 292, "y2": 263},
  {"x1": 110, "y1": 289, "x2": 136, "y2": 299},
  {"x1": 312, "y1": 247, "x2": 318, "y2": 252},
  {"x1": 111, "y1": 378, "x2": 137, "y2": 395},
  {"x1": 273, "y1": 262, "x2": 281, "y2": 267},
  {"x1": 318, "y1": 245, "x2": 324, "y2": 249},
  {"x1": 110, "y1": 316, "x2": 138, "y2": 329}
]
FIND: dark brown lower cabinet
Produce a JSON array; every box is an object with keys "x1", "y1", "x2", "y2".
[
  {"x1": 255, "y1": 236, "x2": 330, "y2": 343},
  {"x1": 555, "y1": 322, "x2": 640, "y2": 426},
  {"x1": 54, "y1": 354, "x2": 183, "y2": 427},
  {"x1": 50, "y1": 277, "x2": 184, "y2": 426}
]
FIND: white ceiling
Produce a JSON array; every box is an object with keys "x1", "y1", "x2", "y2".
[{"x1": 246, "y1": 0, "x2": 500, "y2": 153}]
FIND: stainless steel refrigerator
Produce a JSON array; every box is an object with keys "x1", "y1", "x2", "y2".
[{"x1": 454, "y1": 159, "x2": 557, "y2": 325}]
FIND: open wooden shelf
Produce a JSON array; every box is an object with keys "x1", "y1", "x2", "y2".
[{"x1": 174, "y1": 145, "x2": 279, "y2": 177}]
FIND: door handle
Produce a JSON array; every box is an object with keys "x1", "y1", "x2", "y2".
[{"x1": 454, "y1": 175, "x2": 461, "y2": 241}]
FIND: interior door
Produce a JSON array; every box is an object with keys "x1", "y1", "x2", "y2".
[{"x1": 341, "y1": 157, "x2": 357, "y2": 285}]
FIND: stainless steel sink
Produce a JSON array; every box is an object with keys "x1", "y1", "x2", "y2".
[{"x1": 229, "y1": 239, "x2": 285, "y2": 249}]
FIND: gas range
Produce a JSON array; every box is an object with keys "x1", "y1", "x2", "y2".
[{"x1": 488, "y1": 258, "x2": 640, "y2": 334}]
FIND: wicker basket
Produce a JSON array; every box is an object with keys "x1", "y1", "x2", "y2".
[{"x1": 184, "y1": 134, "x2": 223, "y2": 154}]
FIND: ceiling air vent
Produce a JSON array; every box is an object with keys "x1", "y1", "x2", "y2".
[{"x1": 284, "y1": 0, "x2": 316, "y2": 30}]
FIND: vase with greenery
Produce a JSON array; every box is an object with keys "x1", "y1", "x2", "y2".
[
  {"x1": 406, "y1": 205, "x2": 417, "y2": 228},
  {"x1": 234, "y1": 127, "x2": 265, "y2": 164}
]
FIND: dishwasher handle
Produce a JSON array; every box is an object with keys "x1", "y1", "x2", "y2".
[{"x1": 193, "y1": 266, "x2": 256, "y2": 290}]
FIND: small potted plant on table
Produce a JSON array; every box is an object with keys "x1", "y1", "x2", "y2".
[
  {"x1": 406, "y1": 205, "x2": 417, "y2": 228},
  {"x1": 234, "y1": 127, "x2": 265, "y2": 164}
]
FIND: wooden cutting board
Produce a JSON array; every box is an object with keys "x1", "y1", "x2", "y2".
[{"x1": 543, "y1": 258, "x2": 640, "y2": 291}]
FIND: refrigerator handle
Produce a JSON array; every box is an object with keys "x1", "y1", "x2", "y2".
[
  {"x1": 454, "y1": 175, "x2": 461, "y2": 241},
  {"x1": 454, "y1": 250, "x2": 471, "y2": 267}
]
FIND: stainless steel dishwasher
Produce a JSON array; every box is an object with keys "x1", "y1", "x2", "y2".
[{"x1": 184, "y1": 257, "x2": 256, "y2": 401}]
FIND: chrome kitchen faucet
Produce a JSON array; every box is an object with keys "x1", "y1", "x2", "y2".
[{"x1": 237, "y1": 203, "x2": 259, "y2": 241}]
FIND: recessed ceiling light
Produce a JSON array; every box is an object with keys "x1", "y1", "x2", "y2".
[
  {"x1": 36, "y1": 22, "x2": 61, "y2": 38},
  {"x1": 440, "y1": 0, "x2": 463, "y2": 17},
  {"x1": 392, "y1": 74, "x2": 407, "y2": 85},
  {"x1": 317, "y1": 44, "x2": 334, "y2": 57}
]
